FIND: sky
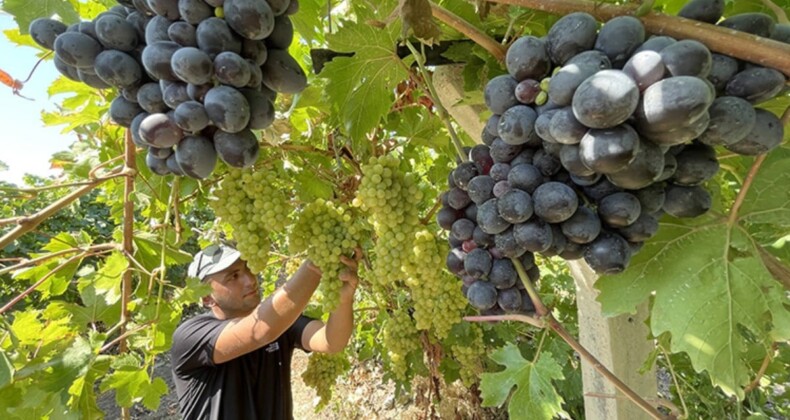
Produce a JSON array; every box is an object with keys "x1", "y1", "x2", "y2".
[{"x1": 0, "y1": 14, "x2": 74, "y2": 185}]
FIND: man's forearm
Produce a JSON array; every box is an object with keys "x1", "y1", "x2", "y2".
[
  {"x1": 252, "y1": 261, "x2": 321, "y2": 339},
  {"x1": 323, "y1": 298, "x2": 354, "y2": 352}
]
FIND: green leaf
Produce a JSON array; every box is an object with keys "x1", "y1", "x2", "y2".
[
  {"x1": 0, "y1": 350, "x2": 14, "y2": 387},
  {"x1": 92, "y1": 252, "x2": 127, "y2": 304},
  {"x1": 739, "y1": 149, "x2": 790, "y2": 228},
  {"x1": 322, "y1": 18, "x2": 408, "y2": 140},
  {"x1": 1, "y1": 0, "x2": 79, "y2": 35},
  {"x1": 293, "y1": 170, "x2": 334, "y2": 202},
  {"x1": 68, "y1": 354, "x2": 110, "y2": 420},
  {"x1": 289, "y1": 0, "x2": 325, "y2": 44},
  {"x1": 597, "y1": 222, "x2": 790, "y2": 398},
  {"x1": 387, "y1": 107, "x2": 449, "y2": 149},
  {"x1": 0, "y1": 160, "x2": 7, "y2": 172},
  {"x1": 140, "y1": 377, "x2": 168, "y2": 411},
  {"x1": 480, "y1": 345, "x2": 567, "y2": 420},
  {"x1": 133, "y1": 233, "x2": 192, "y2": 272},
  {"x1": 101, "y1": 366, "x2": 156, "y2": 407},
  {"x1": 39, "y1": 336, "x2": 95, "y2": 393}
]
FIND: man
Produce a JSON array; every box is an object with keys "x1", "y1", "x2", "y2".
[{"x1": 171, "y1": 244, "x2": 359, "y2": 420}]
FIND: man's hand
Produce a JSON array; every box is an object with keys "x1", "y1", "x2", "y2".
[{"x1": 338, "y1": 248, "x2": 362, "y2": 304}]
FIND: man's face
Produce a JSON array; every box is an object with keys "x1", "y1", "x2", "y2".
[{"x1": 204, "y1": 259, "x2": 260, "y2": 318}]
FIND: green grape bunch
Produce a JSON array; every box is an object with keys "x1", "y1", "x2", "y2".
[
  {"x1": 210, "y1": 168, "x2": 292, "y2": 274},
  {"x1": 381, "y1": 308, "x2": 422, "y2": 382},
  {"x1": 301, "y1": 352, "x2": 350, "y2": 411},
  {"x1": 402, "y1": 230, "x2": 468, "y2": 339},
  {"x1": 353, "y1": 154, "x2": 424, "y2": 286},
  {"x1": 291, "y1": 199, "x2": 364, "y2": 311}
]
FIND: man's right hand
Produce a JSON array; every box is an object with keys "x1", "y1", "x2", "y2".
[{"x1": 338, "y1": 248, "x2": 362, "y2": 304}]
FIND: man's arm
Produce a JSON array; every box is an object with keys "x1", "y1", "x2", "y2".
[
  {"x1": 212, "y1": 261, "x2": 322, "y2": 364},
  {"x1": 302, "y1": 254, "x2": 360, "y2": 353}
]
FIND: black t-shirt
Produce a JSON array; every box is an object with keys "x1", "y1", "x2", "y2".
[{"x1": 171, "y1": 313, "x2": 314, "y2": 420}]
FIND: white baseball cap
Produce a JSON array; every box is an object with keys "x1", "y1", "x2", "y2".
[{"x1": 188, "y1": 244, "x2": 242, "y2": 281}]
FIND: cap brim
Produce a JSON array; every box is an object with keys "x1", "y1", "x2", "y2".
[{"x1": 201, "y1": 249, "x2": 242, "y2": 280}]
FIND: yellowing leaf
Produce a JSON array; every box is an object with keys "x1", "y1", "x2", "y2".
[{"x1": 480, "y1": 345, "x2": 567, "y2": 420}]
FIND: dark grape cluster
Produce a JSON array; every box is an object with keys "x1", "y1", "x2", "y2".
[
  {"x1": 439, "y1": 9, "x2": 786, "y2": 313},
  {"x1": 29, "y1": 0, "x2": 306, "y2": 179}
]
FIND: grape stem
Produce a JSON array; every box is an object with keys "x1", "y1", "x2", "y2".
[
  {"x1": 744, "y1": 342, "x2": 778, "y2": 393},
  {"x1": 420, "y1": 194, "x2": 444, "y2": 225},
  {"x1": 659, "y1": 342, "x2": 689, "y2": 417},
  {"x1": 761, "y1": 0, "x2": 789, "y2": 24},
  {"x1": 727, "y1": 154, "x2": 767, "y2": 227},
  {"x1": 403, "y1": 39, "x2": 469, "y2": 163},
  {"x1": 428, "y1": 2, "x2": 507, "y2": 62},
  {"x1": 508, "y1": 258, "x2": 668, "y2": 419},
  {"x1": 487, "y1": 0, "x2": 790, "y2": 76}
]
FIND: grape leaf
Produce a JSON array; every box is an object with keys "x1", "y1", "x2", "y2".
[
  {"x1": 387, "y1": 106, "x2": 449, "y2": 149},
  {"x1": 0, "y1": 350, "x2": 14, "y2": 388},
  {"x1": 322, "y1": 12, "x2": 409, "y2": 141},
  {"x1": 480, "y1": 345, "x2": 567, "y2": 420},
  {"x1": 68, "y1": 354, "x2": 110, "y2": 420},
  {"x1": 39, "y1": 336, "x2": 95, "y2": 393},
  {"x1": 141, "y1": 377, "x2": 168, "y2": 411},
  {"x1": 738, "y1": 149, "x2": 790, "y2": 229},
  {"x1": 597, "y1": 222, "x2": 790, "y2": 398},
  {"x1": 1, "y1": 0, "x2": 79, "y2": 35},
  {"x1": 289, "y1": 0, "x2": 324, "y2": 44},
  {"x1": 100, "y1": 367, "x2": 166, "y2": 408}
]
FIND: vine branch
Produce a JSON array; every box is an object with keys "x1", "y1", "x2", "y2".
[
  {"x1": 0, "y1": 243, "x2": 118, "y2": 276},
  {"x1": 0, "y1": 168, "x2": 126, "y2": 250},
  {"x1": 464, "y1": 313, "x2": 545, "y2": 328},
  {"x1": 120, "y1": 130, "x2": 136, "y2": 356},
  {"x1": 119, "y1": 130, "x2": 137, "y2": 420},
  {"x1": 429, "y1": 2, "x2": 507, "y2": 62},
  {"x1": 487, "y1": 0, "x2": 790, "y2": 76}
]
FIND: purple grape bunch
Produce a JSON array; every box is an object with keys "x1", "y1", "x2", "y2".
[
  {"x1": 29, "y1": 0, "x2": 306, "y2": 179},
  {"x1": 438, "y1": 8, "x2": 786, "y2": 315}
]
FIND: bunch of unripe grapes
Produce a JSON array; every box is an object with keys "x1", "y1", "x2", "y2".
[
  {"x1": 291, "y1": 199, "x2": 363, "y2": 311},
  {"x1": 450, "y1": 325, "x2": 486, "y2": 387},
  {"x1": 301, "y1": 352, "x2": 349, "y2": 410},
  {"x1": 381, "y1": 309, "x2": 422, "y2": 382},
  {"x1": 210, "y1": 167, "x2": 292, "y2": 273},
  {"x1": 210, "y1": 169, "x2": 272, "y2": 274},
  {"x1": 401, "y1": 230, "x2": 468, "y2": 339},
  {"x1": 353, "y1": 155, "x2": 424, "y2": 285},
  {"x1": 29, "y1": 0, "x2": 306, "y2": 179},
  {"x1": 439, "y1": 3, "x2": 786, "y2": 313}
]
